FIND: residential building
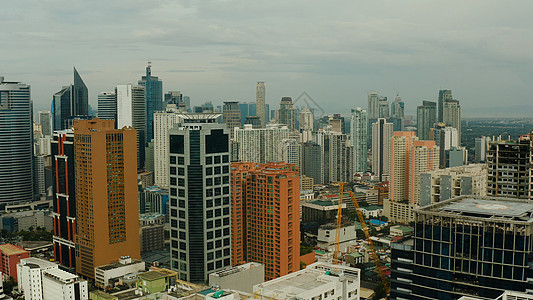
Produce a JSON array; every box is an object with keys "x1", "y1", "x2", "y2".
[
  {"x1": 141, "y1": 186, "x2": 169, "y2": 215},
  {"x1": 222, "y1": 101, "x2": 241, "y2": 137},
  {"x1": 328, "y1": 114, "x2": 344, "y2": 133},
  {"x1": 487, "y1": 133, "x2": 533, "y2": 200},
  {"x1": 416, "y1": 100, "x2": 436, "y2": 141},
  {"x1": 299, "y1": 106, "x2": 313, "y2": 143},
  {"x1": 73, "y1": 119, "x2": 140, "y2": 280},
  {"x1": 230, "y1": 162, "x2": 300, "y2": 280},
  {"x1": 317, "y1": 128, "x2": 354, "y2": 183},
  {"x1": 253, "y1": 262, "x2": 360, "y2": 300},
  {"x1": 94, "y1": 256, "x2": 145, "y2": 288},
  {"x1": 420, "y1": 164, "x2": 488, "y2": 206},
  {"x1": 116, "y1": 84, "x2": 146, "y2": 170},
  {"x1": 233, "y1": 124, "x2": 289, "y2": 163},
  {"x1": 208, "y1": 262, "x2": 265, "y2": 294},
  {"x1": 52, "y1": 68, "x2": 88, "y2": 130},
  {"x1": 372, "y1": 118, "x2": 393, "y2": 181},
  {"x1": 351, "y1": 107, "x2": 368, "y2": 172},
  {"x1": 301, "y1": 175, "x2": 314, "y2": 191},
  {"x1": 437, "y1": 89, "x2": 453, "y2": 123},
  {"x1": 278, "y1": 139, "x2": 300, "y2": 171},
  {"x1": 97, "y1": 92, "x2": 117, "y2": 121},
  {"x1": 391, "y1": 94, "x2": 404, "y2": 119},
  {"x1": 435, "y1": 125, "x2": 458, "y2": 168},
  {"x1": 390, "y1": 131, "x2": 417, "y2": 203},
  {"x1": 138, "y1": 63, "x2": 163, "y2": 143},
  {"x1": 153, "y1": 107, "x2": 184, "y2": 188},
  {"x1": 17, "y1": 257, "x2": 59, "y2": 300},
  {"x1": 475, "y1": 136, "x2": 491, "y2": 163},
  {"x1": 139, "y1": 214, "x2": 165, "y2": 253},
  {"x1": 301, "y1": 141, "x2": 323, "y2": 184},
  {"x1": 391, "y1": 196, "x2": 533, "y2": 300},
  {"x1": 51, "y1": 129, "x2": 76, "y2": 270},
  {"x1": 378, "y1": 96, "x2": 389, "y2": 118},
  {"x1": 408, "y1": 140, "x2": 439, "y2": 206},
  {"x1": 367, "y1": 91, "x2": 380, "y2": 119},
  {"x1": 39, "y1": 111, "x2": 53, "y2": 136},
  {"x1": 278, "y1": 97, "x2": 296, "y2": 131},
  {"x1": 42, "y1": 268, "x2": 88, "y2": 300},
  {"x1": 256, "y1": 82, "x2": 266, "y2": 127},
  {"x1": 168, "y1": 113, "x2": 231, "y2": 283},
  {"x1": 0, "y1": 77, "x2": 33, "y2": 206},
  {"x1": 0, "y1": 244, "x2": 30, "y2": 281},
  {"x1": 443, "y1": 99, "x2": 461, "y2": 145}
]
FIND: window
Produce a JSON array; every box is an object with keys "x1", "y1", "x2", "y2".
[
  {"x1": 206, "y1": 178, "x2": 213, "y2": 186},
  {"x1": 170, "y1": 167, "x2": 176, "y2": 175},
  {"x1": 207, "y1": 221, "x2": 213, "y2": 229},
  {"x1": 179, "y1": 221, "x2": 186, "y2": 229},
  {"x1": 170, "y1": 135, "x2": 184, "y2": 154},
  {"x1": 206, "y1": 157, "x2": 213, "y2": 164},
  {"x1": 179, "y1": 210, "x2": 185, "y2": 218},
  {"x1": 206, "y1": 168, "x2": 213, "y2": 175},
  {"x1": 222, "y1": 155, "x2": 229, "y2": 163},
  {"x1": 178, "y1": 178, "x2": 185, "y2": 186},
  {"x1": 179, "y1": 200, "x2": 185, "y2": 208},
  {"x1": 214, "y1": 156, "x2": 221, "y2": 164},
  {"x1": 170, "y1": 156, "x2": 176, "y2": 164},
  {"x1": 207, "y1": 210, "x2": 213, "y2": 218},
  {"x1": 178, "y1": 157, "x2": 184, "y2": 165},
  {"x1": 223, "y1": 166, "x2": 229, "y2": 173},
  {"x1": 170, "y1": 177, "x2": 177, "y2": 185},
  {"x1": 214, "y1": 166, "x2": 221, "y2": 175},
  {"x1": 178, "y1": 168, "x2": 185, "y2": 175}
]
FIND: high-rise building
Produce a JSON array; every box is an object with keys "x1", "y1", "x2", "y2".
[
  {"x1": 278, "y1": 139, "x2": 300, "y2": 171},
  {"x1": 389, "y1": 131, "x2": 417, "y2": 203},
  {"x1": 487, "y1": 133, "x2": 533, "y2": 200},
  {"x1": 301, "y1": 141, "x2": 323, "y2": 184},
  {"x1": 222, "y1": 101, "x2": 241, "y2": 137},
  {"x1": 419, "y1": 164, "x2": 488, "y2": 206},
  {"x1": 378, "y1": 96, "x2": 390, "y2": 118},
  {"x1": 278, "y1": 97, "x2": 296, "y2": 131},
  {"x1": 138, "y1": 63, "x2": 163, "y2": 143},
  {"x1": 97, "y1": 92, "x2": 117, "y2": 121},
  {"x1": 117, "y1": 84, "x2": 146, "y2": 170},
  {"x1": 168, "y1": 113, "x2": 231, "y2": 283},
  {"x1": 391, "y1": 196, "x2": 533, "y2": 300},
  {"x1": 231, "y1": 162, "x2": 300, "y2": 280},
  {"x1": 256, "y1": 82, "x2": 266, "y2": 127},
  {"x1": 233, "y1": 124, "x2": 289, "y2": 163},
  {"x1": 153, "y1": 107, "x2": 183, "y2": 188},
  {"x1": 435, "y1": 126, "x2": 458, "y2": 168},
  {"x1": 164, "y1": 91, "x2": 182, "y2": 106},
  {"x1": 437, "y1": 89, "x2": 453, "y2": 123},
  {"x1": 51, "y1": 129, "x2": 76, "y2": 271},
  {"x1": 367, "y1": 91, "x2": 379, "y2": 119},
  {"x1": 443, "y1": 99, "x2": 461, "y2": 145},
  {"x1": 52, "y1": 68, "x2": 88, "y2": 130},
  {"x1": 371, "y1": 118, "x2": 393, "y2": 181},
  {"x1": 299, "y1": 106, "x2": 313, "y2": 143},
  {"x1": 244, "y1": 116, "x2": 261, "y2": 128},
  {"x1": 0, "y1": 77, "x2": 33, "y2": 206},
  {"x1": 391, "y1": 94, "x2": 404, "y2": 119},
  {"x1": 316, "y1": 128, "x2": 354, "y2": 183},
  {"x1": 475, "y1": 136, "x2": 491, "y2": 163},
  {"x1": 416, "y1": 100, "x2": 437, "y2": 141},
  {"x1": 73, "y1": 119, "x2": 140, "y2": 280},
  {"x1": 351, "y1": 108, "x2": 368, "y2": 172},
  {"x1": 408, "y1": 140, "x2": 439, "y2": 205},
  {"x1": 39, "y1": 111, "x2": 53, "y2": 136}
]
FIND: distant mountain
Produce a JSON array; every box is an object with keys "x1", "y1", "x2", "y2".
[{"x1": 463, "y1": 105, "x2": 533, "y2": 118}]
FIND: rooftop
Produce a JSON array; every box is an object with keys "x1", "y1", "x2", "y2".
[
  {"x1": 20, "y1": 257, "x2": 57, "y2": 269},
  {"x1": 0, "y1": 243, "x2": 28, "y2": 256},
  {"x1": 417, "y1": 196, "x2": 533, "y2": 221},
  {"x1": 96, "y1": 258, "x2": 144, "y2": 271},
  {"x1": 137, "y1": 270, "x2": 167, "y2": 281},
  {"x1": 44, "y1": 268, "x2": 79, "y2": 283}
]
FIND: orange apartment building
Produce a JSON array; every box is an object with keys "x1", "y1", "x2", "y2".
[
  {"x1": 73, "y1": 119, "x2": 140, "y2": 279},
  {"x1": 231, "y1": 162, "x2": 300, "y2": 280},
  {"x1": 0, "y1": 244, "x2": 29, "y2": 281}
]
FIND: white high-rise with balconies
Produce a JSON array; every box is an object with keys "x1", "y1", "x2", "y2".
[
  {"x1": 234, "y1": 124, "x2": 289, "y2": 163},
  {"x1": 350, "y1": 107, "x2": 367, "y2": 172},
  {"x1": 154, "y1": 106, "x2": 183, "y2": 188},
  {"x1": 299, "y1": 106, "x2": 313, "y2": 143}
]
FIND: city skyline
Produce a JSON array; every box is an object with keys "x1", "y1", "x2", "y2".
[{"x1": 2, "y1": 1, "x2": 533, "y2": 117}]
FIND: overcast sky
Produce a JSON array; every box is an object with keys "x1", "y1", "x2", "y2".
[{"x1": 2, "y1": 0, "x2": 533, "y2": 117}]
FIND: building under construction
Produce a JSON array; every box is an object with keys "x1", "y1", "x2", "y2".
[
  {"x1": 391, "y1": 195, "x2": 533, "y2": 300},
  {"x1": 487, "y1": 132, "x2": 532, "y2": 200}
]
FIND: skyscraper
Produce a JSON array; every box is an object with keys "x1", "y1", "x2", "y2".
[
  {"x1": 256, "y1": 82, "x2": 266, "y2": 127},
  {"x1": 435, "y1": 126, "x2": 458, "y2": 168},
  {"x1": 168, "y1": 114, "x2": 231, "y2": 283},
  {"x1": 39, "y1": 110, "x2": 53, "y2": 136},
  {"x1": 138, "y1": 63, "x2": 163, "y2": 143},
  {"x1": 316, "y1": 128, "x2": 354, "y2": 183},
  {"x1": 442, "y1": 99, "x2": 461, "y2": 145},
  {"x1": 73, "y1": 119, "x2": 140, "y2": 280},
  {"x1": 378, "y1": 96, "x2": 389, "y2": 118},
  {"x1": 52, "y1": 68, "x2": 88, "y2": 130},
  {"x1": 408, "y1": 140, "x2": 439, "y2": 205},
  {"x1": 367, "y1": 91, "x2": 379, "y2": 119},
  {"x1": 222, "y1": 101, "x2": 241, "y2": 137},
  {"x1": 0, "y1": 77, "x2": 33, "y2": 207},
  {"x1": 389, "y1": 131, "x2": 417, "y2": 203},
  {"x1": 416, "y1": 100, "x2": 436, "y2": 141},
  {"x1": 278, "y1": 97, "x2": 296, "y2": 131},
  {"x1": 51, "y1": 129, "x2": 76, "y2": 270},
  {"x1": 299, "y1": 106, "x2": 313, "y2": 143},
  {"x1": 231, "y1": 162, "x2": 300, "y2": 280},
  {"x1": 97, "y1": 92, "x2": 117, "y2": 121},
  {"x1": 350, "y1": 107, "x2": 368, "y2": 172},
  {"x1": 278, "y1": 138, "x2": 301, "y2": 171},
  {"x1": 117, "y1": 84, "x2": 146, "y2": 170},
  {"x1": 301, "y1": 141, "x2": 323, "y2": 184},
  {"x1": 391, "y1": 94, "x2": 404, "y2": 119},
  {"x1": 437, "y1": 89, "x2": 452, "y2": 123},
  {"x1": 233, "y1": 124, "x2": 289, "y2": 163},
  {"x1": 153, "y1": 106, "x2": 183, "y2": 188},
  {"x1": 371, "y1": 118, "x2": 393, "y2": 181},
  {"x1": 475, "y1": 136, "x2": 491, "y2": 163}
]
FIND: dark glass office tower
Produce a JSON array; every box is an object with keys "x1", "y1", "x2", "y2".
[
  {"x1": 168, "y1": 113, "x2": 231, "y2": 283},
  {"x1": 301, "y1": 142, "x2": 323, "y2": 184},
  {"x1": 438, "y1": 89, "x2": 452, "y2": 123},
  {"x1": 51, "y1": 129, "x2": 76, "y2": 271},
  {"x1": 417, "y1": 100, "x2": 437, "y2": 141},
  {"x1": 138, "y1": 63, "x2": 163, "y2": 143},
  {"x1": 52, "y1": 68, "x2": 89, "y2": 130},
  {"x1": 0, "y1": 77, "x2": 33, "y2": 207}
]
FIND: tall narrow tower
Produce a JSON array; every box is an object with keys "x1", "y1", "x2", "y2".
[
  {"x1": 351, "y1": 107, "x2": 368, "y2": 172},
  {"x1": 138, "y1": 62, "x2": 163, "y2": 143},
  {"x1": 256, "y1": 82, "x2": 266, "y2": 128},
  {"x1": 372, "y1": 118, "x2": 393, "y2": 181},
  {"x1": 298, "y1": 106, "x2": 313, "y2": 143},
  {"x1": 74, "y1": 119, "x2": 140, "y2": 279}
]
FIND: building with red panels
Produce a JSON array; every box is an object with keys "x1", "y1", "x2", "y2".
[
  {"x1": 231, "y1": 162, "x2": 300, "y2": 280},
  {"x1": 0, "y1": 244, "x2": 29, "y2": 281}
]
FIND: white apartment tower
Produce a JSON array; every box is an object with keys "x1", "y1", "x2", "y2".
[
  {"x1": 442, "y1": 100, "x2": 461, "y2": 145},
  {"x1": 278, "y1": 139, "x2": 301, "y2": 171},
  {"x1": 256, "y1": 82, "x2": 266, "y2": 127},
  {"x1": 299, "y1": 106, "x2": 313, "y2": 143},
  {"x1": 234, "y1": 124, "x2": 289, "y2": 163},
  {"x1": 154, "y1": 106, "x2": 184, "y2": 188},
  {"x1": 350, "y1": 107, "x2": 368, "y2": 172}
]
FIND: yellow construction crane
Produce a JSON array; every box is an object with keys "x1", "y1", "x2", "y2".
[
  {"x1": 348, "y1": 190, "x2": 390, "y2": 295},
  {"x1": 333, "y1": 182, "x2": 344, "y2": 264}
]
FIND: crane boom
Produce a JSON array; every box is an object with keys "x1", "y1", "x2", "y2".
[
  {"x1": 348, "y1": 190, "x2": 390, "y2": 295},
  {"x1": 333, "y1": 182, "x2": 344, "y2": 264}
]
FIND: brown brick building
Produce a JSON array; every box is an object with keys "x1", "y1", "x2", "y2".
[{"x1": 73, "y1": 119, "x2": 140, "y2": 279}]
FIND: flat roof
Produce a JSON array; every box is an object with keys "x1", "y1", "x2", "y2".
[
  {"x1": 259, "y1": 272, "x2": 333, "y2": 296},
  {"x1": 0, "y1": 244, "x2": 28, "y2": 256},
  {"x1": 21, "y1": 257, "x2": 57, "y2": 269},
  {"x1": 417, "y1": 196, "x2": 533, "y2": 221},
  {"x1": 138, "y1": 270, "x2": 166, "y2": 281}
]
